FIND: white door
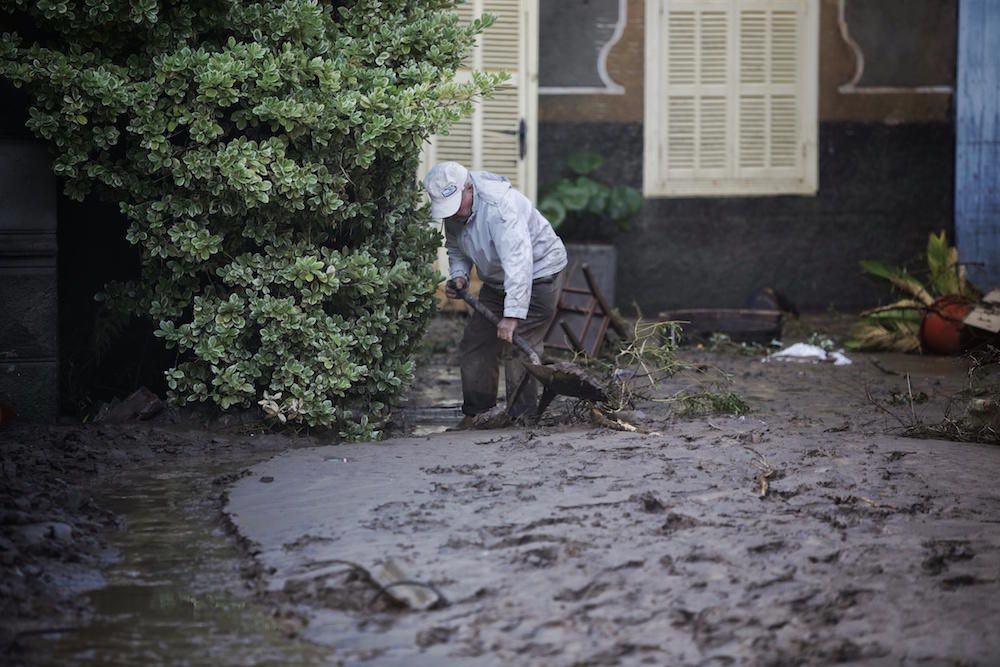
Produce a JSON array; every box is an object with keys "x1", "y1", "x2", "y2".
[
  {"x1": 423, "y1": 0, "x2": 539, "y2": 283},
  {"x1": 425, "y1": 0, "x2": 538, "y2": 199}
]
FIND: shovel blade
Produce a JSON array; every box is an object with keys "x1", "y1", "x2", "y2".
[{"x1": 523, "y1": 362, "x2": 608, "y2": 403}]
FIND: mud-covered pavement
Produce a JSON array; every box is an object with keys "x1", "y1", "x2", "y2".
[
  {"x1": 3, "y1": 315, "x2": 999, "y2": 665},
  {"x1": 227, "y1": 343, "x2": 1000, "y2": 665}
]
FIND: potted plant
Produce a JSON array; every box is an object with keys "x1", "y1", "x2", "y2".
[
  {"x1": 537, "y1": 151, "x2": 642, "y2": 307},
  {"x1": 847, "y1": 231, "x2": 981, "y2": 354}
]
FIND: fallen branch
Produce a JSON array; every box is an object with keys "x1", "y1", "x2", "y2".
[
  {"x1": 590, "y1": 407, "x2": 644, "y2": 433},
  {"x1": 869, "y1": 358, "x2": 900, "y2": 376}
]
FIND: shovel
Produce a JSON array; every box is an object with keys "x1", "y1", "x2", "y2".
[{"x1": 449, "y1": 281, "x2": 608, "y2": 417}]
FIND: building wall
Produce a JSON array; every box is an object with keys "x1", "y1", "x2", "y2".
[
  {"x1": 0, "y1": 140, "x2": 59, "y2": 421},
  {"x1": 538, "y1": 0, "x2": 957, "y2": 312},
  {"x1": 1, "y1": 82, "x2": 166, "y2": 416}
]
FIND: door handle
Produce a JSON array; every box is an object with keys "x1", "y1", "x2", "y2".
[{"x1": 499, "y1": 120, "x2": 528, "y2": 160}]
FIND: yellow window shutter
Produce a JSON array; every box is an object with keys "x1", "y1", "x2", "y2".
[
  {"x1": 423, "y1": 0, "x2": 537, "y2": 201},
  {"x1": 737, "y1": 2, "x2": 802, "y2": 177},
  {"x1": 663, "y1": 5, "x2": 731, "y2": 182},
  {"x1": 646, "y1": 0, "x2": 817, "y2": 197},
  {"x1": 421, "y1": 0, "x2": 538, "y2": 285}
]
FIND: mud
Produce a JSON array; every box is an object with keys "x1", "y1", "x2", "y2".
[
  {"x1": 4, "y1": 314, "x2": 1000, "y2": 665},
  {"x1": 0, "y1": 425, "x2": 331, "y2": 665},
  {"x1": 227, "y1": 342, "x2": 1000, "y2": 665}
]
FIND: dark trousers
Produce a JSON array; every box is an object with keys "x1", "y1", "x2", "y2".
[{"x1": 459, "y1": 277, "x2": 559, "y2": 418}]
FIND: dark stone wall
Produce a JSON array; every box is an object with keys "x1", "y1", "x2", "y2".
[
  {"x1": 1, "y1": 81, "x2": 164, "y2": 416},
  {"x1": 539, "y1": 121, "x2": 955, "y2": 313},
  {"x1": 0, "y1": 140, "x2": 59, "y2": 421}
]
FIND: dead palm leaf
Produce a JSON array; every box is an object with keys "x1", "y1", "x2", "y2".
[
  {"x1": 860, "y1": 260, "x2": 934, "y2": 306},
  {"x1": 847, "y1": 320, "x2": 921, "y2": 353},
  {"x1": 859, "y1": 299, "x2": 926, "y2": 319}
]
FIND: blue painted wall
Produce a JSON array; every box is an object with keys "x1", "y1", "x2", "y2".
[{"x1": 956, "y1": 0, "x2": 1000, "y2": 290}]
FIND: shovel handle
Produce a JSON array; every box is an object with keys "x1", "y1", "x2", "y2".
[{"x1": 449, "y1": 280, "x2": 542, "y2": 365}]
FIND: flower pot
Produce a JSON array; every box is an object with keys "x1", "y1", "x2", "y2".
[{"x1": 920, "y1": 295, "x2": 973, "y2": 355}]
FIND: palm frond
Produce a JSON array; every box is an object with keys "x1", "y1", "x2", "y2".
[
  {"x1": 860, "y1": 260, "x2": 934, "y2": 306},
  {"x1": 927, "y1": 231, "x2": 960, "y2": 296},
  {"x1": 859, "y1": 299, "x2": 925, "y2": 319},
  {"x1": 846, "y1": 320, "x2": 921, "y2": 353}
]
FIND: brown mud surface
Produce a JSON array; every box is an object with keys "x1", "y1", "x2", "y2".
[
  {"x1": 3, "y1": 314, "x2": 999, "y2": 665},
  {"x1": 226, "y1": 320, "x2": 1000, "y2": 665}
]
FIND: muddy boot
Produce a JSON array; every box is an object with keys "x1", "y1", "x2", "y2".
[
  {"x1": 447, "y1": 415, "x2": 478, "y2": 431},
  {"x1": 472, "y1": 405, "x2": 513, "y2": 429}
]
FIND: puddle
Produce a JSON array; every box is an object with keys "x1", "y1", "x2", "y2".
[
  {"x1": 396, "y1": 405, "x2": 464, "y2": 436},
  {"x1": 23, "y1": 461, "x2": 330, "y2": 666}
]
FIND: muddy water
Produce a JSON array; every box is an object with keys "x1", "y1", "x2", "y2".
[{"x1": 24, "y1": 459, "x2": 330, "y2": 666}]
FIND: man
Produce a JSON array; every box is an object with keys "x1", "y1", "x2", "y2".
[{"x1": 422, "y1": 161, "x2": 567, "y2": 425}]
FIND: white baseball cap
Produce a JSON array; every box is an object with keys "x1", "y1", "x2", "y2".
[{"x1": 422, "y1": 161, "x2": 469, "y2": 219}]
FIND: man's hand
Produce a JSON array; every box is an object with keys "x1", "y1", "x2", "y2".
[
  {"x1": 445, "y1": 276, "x2": 468, "y2": 299},
  {"x1": 497, "y1": 317, "x2": 518, "y2": 343}
]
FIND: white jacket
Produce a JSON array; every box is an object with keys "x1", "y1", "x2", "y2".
[{"x1": 445, "y1": 171, "x2": 567, "y2": 319}]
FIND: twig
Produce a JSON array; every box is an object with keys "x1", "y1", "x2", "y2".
[
  {"x1": 869, "y1": 358, "x2": 900, "y2": 376},
  {"x1": 864, "y1": 382, "x2": 908, "y2": 427},
  {"x1": 905, "y1": 373, "x2": 918, "y2": 425},
  {"x1": 858, "y1": 495, "x2": 897, "y2": 510},
  {"x1": 743, "y1": 445, "x2": 775, "y2": 499},
  {"x1": 590, "y1": 407, "x2": 639, "y2": 432}
]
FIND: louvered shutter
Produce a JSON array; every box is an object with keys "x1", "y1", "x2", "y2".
[
  {"x1": 423, "y1": 0, "x2": 537, "y2": 200},
  {"x1": 422, "y1": 0, "x2": 537, "y2": 291},
  {"x1": 644, "y1": 0, "x2": 817, "y2": 196}
]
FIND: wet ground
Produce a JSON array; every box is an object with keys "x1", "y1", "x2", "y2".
[
  {"x1": 4, "y1": 315, "x2": 1000, "y2": 665},
  {"x1": 225, "y1": 322, "x2": 1000, "y2": 665},
  {"x1": 1, "y1": 428, "x2": 334, "y2": 666}
]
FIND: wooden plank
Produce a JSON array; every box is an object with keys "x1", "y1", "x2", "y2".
[{"x1": 956, "y1": 0, "x2": 1000, "y2": 290}]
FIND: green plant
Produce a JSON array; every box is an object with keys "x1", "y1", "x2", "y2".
[
  {"x1": 1, "y1": 0, "x2": 503, "y2": 438},
  {"x1": 582, "y1": 318, "x2": 748, "y2": 421},
  {"x1": 537, "y1": 150, "x2": 642, "y2": 241},
  {"x1": 847, "y1": 231, "x2": 979, "y2": 353},
  {"x1": 672, "y1": 389, "x2": 750, "y2": 417}
]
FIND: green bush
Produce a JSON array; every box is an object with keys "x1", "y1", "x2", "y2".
[
  {"x1": 1, "y1": 0, "x2": 502, "y2": 438},
  {"x1": 537, "y1": 150, "x2": 642, "y2": 242}
]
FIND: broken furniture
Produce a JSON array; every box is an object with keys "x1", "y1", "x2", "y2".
[{"x1": 544, "y1": 263, "x2": 628, "y2": 357}]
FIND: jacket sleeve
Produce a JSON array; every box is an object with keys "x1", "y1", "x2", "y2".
[
  {"x1": 493, "y1": 192, "x2": 533, "y2": 319},
  {"x1": 444, "y1": 223, "x2": 472, "y2": 282}
]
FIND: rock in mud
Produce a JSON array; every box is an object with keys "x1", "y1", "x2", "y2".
[{"x1": 93, "y1": 387, "x2": 165, "y2": 424}]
